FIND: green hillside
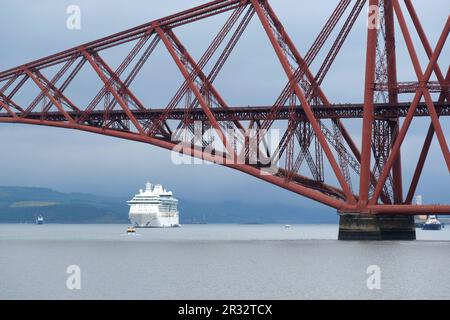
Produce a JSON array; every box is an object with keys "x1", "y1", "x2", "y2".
[{"x1": 0, "y1": 186, "x2": 129, "y2": 223}]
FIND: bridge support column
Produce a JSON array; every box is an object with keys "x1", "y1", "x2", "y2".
[{"x1": 338, "y1": 213, "x2": 416, "y2": 240}]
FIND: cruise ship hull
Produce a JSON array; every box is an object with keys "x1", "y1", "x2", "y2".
[
  {"x1": 422, "y1": 224, "x2": 442, "y2": 230},
  {"x1": 129, "y1": 213, "x2": 179, "y2": 228}
]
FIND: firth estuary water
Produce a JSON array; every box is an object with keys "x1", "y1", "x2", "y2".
[{"x1": 0, "y1": 224, "x2": 449, "y2": 299}]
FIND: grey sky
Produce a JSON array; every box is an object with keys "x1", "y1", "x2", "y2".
[{"x1": 0, "y1": 0, "x2": 448, "y2": 206}]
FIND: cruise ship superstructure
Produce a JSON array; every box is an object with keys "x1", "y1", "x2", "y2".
[{"x1": 128, "y1": 182, "x2": 179, "y2": 228}]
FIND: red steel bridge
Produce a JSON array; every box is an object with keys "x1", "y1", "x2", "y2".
[{"x1": 0, "y1": 0, "x2": 449, "y2": 236}]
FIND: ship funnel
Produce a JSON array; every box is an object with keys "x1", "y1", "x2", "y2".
[
  {"x1": 415, "y1": 195, "x2": 423, "y2": 205},
  {"x1": 145, "y1": 182, "x2": 152, "y2": 192}
]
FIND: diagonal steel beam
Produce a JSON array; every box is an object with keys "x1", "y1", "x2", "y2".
[
  {"x1": 0, "y1": 99, "x2": 18, "y2": 118},
  {"x1": 250, "y1": 0, "x2": 356, "y2": 203},
  {"x1": 264, "y1": 0, "x2": 364, "y2": 158},
  {"x1": 37, "y1": 58, "x2": 87, "y2": 118},
  {"x1": 406, "y1": 67, "x2": 450, "y2": 204},
  {"x1": 90, "y1": 53, "x2": 149, "y2": 116},
  {"x1": 7, "y1": 74, "x2": 29, "y2": 100},
  {"x1": 0, "y1": 92, "x2": 24, "y2": 113},
  {"x1": 0, "y1": 74, "x2": 19, "y2": 94},
  {"x1": 147, "y1": 6, "x2": 250, "y2": 137},
  {"x1": 25, "y1": 57, "x2": 76, "y2": 115},
  {"x1": 82, "y1": 49, "x2": 146, "y2": 135},
  {"x1": 404, "y1": 0, "x2": 447, "y2": 87},
  {"x1": 164, "y1": 29, "x2": 246, "y2": 144},
  {"x1": 258, "y1": 0, "x2": 364, "y2": 188},
  {"x1": 81, "y1": 32, "x2": 156, "y2": 124},
  {"x1": 394, "y1": 2, "x2": 450, "y2": 169},
  {"x1": 33, "y1": 70, "x2": 81, "y2": 113},
  {"x1": 24, "y1": 69, "x2": 75, "y2": 123},
  {"x1": 156, "y1": 26, "x2": 236, "y2": 159}
]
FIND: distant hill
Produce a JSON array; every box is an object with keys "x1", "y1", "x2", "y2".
[
  {"x1": 0, "y1": 186, "x2": 129, "y2": 224},
  {"x1": 0, "y1": 186, "x2": 338, "y2": 224}
]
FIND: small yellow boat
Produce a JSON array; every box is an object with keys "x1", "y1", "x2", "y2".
[{"x1": 126, "y1": 226, "x2": 136, "y2": 234}]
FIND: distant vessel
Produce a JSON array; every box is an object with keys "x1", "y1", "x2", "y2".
[
  {"x1": 422, "y1": 215, "x2": 442, "y2": 231},
  {"x1": 126, "y1": 226, "x2": 136, "y2": 234},
  {"x1": 36, "y1": 215, "x2": 44, "y2": 225},
  {"x1": 413, "y1": 195, "x2": 439, "y2": 228},
  {"x1": 128, "y1": 182, "x2": 180, "y2": 228}
]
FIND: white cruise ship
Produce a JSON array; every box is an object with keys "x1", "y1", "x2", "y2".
[{"x1": 128, "y1": 182, "x2": 180, "y2": 228}]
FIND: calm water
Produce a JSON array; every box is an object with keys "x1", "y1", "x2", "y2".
[{"x1": 0, "y1": 224, "x2": 449, "y2": 299}]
